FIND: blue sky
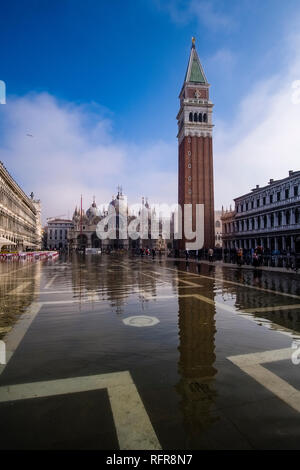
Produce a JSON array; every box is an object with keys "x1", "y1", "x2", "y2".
[{"x1": 1, "y1": 0, "x2": 300, "y2": 220}]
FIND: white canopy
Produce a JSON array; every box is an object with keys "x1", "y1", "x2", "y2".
[{"x1": 0, "y1": 236, "x2": 17, "y2": 248}]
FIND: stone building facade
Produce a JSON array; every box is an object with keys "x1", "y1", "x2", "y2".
[
  {"x1": 46, "y1": 219, "x2": 74, "y2": 250},
  {"x1": 0, "y1": 161, "x2": 42, "y2": 250},
  {"x1": 221, "y1": 170, "x2": 300, "y2": 253},
  {"x1": 214, "y1": 210, "x2": 222, "y2": 248}
]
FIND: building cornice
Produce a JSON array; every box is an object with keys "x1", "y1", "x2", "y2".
[{"x1": 0, "y1": 162, "x2": 36, "y2": 214}]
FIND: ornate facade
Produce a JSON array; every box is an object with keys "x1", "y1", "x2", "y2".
[
  {"x1": 222, "y1": 170, "x2": 300, "y2": 253},
  {"x1": 68, "y1": 190, "x2": 173, "y2": 252},
  {"x1": 68, "y1": 189, "x2": 135, "y2": 251},
  {"x1": 0, "y1": 161, "x2": 42, "y2": 250},
  {"x1": 214, "y1": 210, "x2": 222, "y2": 248}
]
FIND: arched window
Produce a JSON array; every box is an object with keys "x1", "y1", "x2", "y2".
[
  {"x1": 199, "y1": 113, "x2": 202, "y2": 122},
  {"x1": 194, "y1": 113, "x2": 198, "y2": 122},
  {"x1": 203, "y1": 113, "x2": 207, "y2": 122},
  {"x1": 189, "y1": 112, "x2": 193, "y2": 122}
]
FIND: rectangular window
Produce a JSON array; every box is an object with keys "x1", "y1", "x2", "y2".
[
  {"x1": 263, "y1": 197, "x2": 266, "y2": 205},
  {"x1": 285, "y1": 188, "x2": 289, "y2": 199},
  {"x1": 277, "y1": 192, "x2": 281, "y2": 201},
  {"x1": 269, "y1": 194, "x2": 273, "y2": 204},
  {"x1": 294, "y1": 186, "x2": 298, "y2": 197}
]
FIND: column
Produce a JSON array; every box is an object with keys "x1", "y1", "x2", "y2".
[
  {"x1": 282, "y1": 236, "x2": 286, "y2": 251},
  {"x1": 87, "y1": 233, "x2": 92, "y2": 248},
  {"x1": 291, "y1": 236, "x2": 295, "y2": 252},
  {"x1": 291, "y1": 209, "x2": 295, "y2": 225},
  {"x1": 274, "y1": 237, "x2": 278, "y2": 251}
]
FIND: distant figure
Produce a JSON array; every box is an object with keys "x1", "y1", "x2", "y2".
[
  {"x1": 152, "y1": 248, "x2": 156, "y2": 259},
  {"x1": 252, "y1": 252, "x2": 259, "y2": 268},
  {"x1": 185, "y1": 249, "x2": 189, "y2": 260},
  {"x1": 208, "y1": 248, "x2": 214, "y2": 262},
  {"x1": 237, "y1": 248, "x2": 243, "y2": 266}
]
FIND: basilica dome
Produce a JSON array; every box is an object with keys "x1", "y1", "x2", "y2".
[{"x1": 86, "y1": 200, "x2": 101, "y2": 218}]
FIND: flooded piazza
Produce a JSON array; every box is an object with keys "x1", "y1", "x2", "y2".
[{"x1": 0, "y1": 254, "x2": 300, "y2": 450}]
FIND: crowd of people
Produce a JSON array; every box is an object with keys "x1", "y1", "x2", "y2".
[{"x1": 236, "y1": 246, "x2": 263, "y2": 267}]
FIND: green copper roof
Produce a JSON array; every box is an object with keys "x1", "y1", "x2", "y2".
[
  {"x1": 189, "y1": 57, "x2": 206, "y2": 83},
  {"x1": 184, "y1": 44, "x2": 208, "y2": 84}
]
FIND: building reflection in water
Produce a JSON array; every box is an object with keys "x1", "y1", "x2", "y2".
[
  {"x1": 175, "y1": 265, "x2": 218, "y2": 440},
  {"x1": 0, "y1": 261, "x2": 40, "y2": 339},
  {"x1": 214, "y1": 266, "x2": 300, "y2": 336},
  {"x1": 70, "y1": 254, "x2": 159, "y2": 314}
]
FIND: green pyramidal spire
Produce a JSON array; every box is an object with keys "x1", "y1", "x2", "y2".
[{"x1": 184, "y1": 37, "x2": 207, "y2": 84}]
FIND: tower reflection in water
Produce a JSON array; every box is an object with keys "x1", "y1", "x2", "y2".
[{"x1": 176, "y1": 267, "x2": 218, "y2": 441}]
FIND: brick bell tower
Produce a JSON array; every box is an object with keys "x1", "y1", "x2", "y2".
[{"x1": 177, "y1": 38, "x2": 215, "y2": 250}]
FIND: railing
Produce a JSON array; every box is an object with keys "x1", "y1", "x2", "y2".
[
  {"x1": 235, "y1": 194, "x2": 300, "y2": 217},
  {"x1": 229, "y1": 222, "x2": 300, "y2": 236},
  {"x1": 222, "y1": 251, "x2": 300, "y2": 270},
  {"x1": 168, "y1": 248, "x2": 300, "y2": 270}
]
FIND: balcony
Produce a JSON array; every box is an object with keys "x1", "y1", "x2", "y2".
[
  {"x1": 235, "y1": 194, "x2": 300, "y2": 218},
  {"x1": 227, "y1": 222, "x2": 300, "y2": 236}
]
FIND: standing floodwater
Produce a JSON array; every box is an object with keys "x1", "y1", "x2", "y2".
[{"x1": 0, "y1": 254, "x2": 299, "y2": 449}]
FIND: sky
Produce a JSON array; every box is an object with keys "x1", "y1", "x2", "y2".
[{"x1": 1, "y1": 0, "x2": 300, "y2": 222}]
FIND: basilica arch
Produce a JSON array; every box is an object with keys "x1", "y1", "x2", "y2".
[{"x1": 91, "y1": 232, "x2": 101, "y2": 248}]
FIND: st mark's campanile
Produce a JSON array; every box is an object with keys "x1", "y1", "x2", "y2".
[{"x1": 177, "y1": 38, "x2": 215, "y2": 250}]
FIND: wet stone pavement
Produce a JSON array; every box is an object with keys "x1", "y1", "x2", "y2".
[{"x1": 0, "y1": 254, "x2": 300, "y2": 450}]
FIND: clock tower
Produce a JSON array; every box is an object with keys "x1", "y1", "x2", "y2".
[{"x1": 177, "y1": 38, "x2": 215, "y2": 250}]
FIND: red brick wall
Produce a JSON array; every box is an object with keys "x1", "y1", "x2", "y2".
[
  {"x1": 186, "y1": 88, "x2": 208, "y2": 99},
  {"x1": 178, "y1": 135, "x2": 215, "y2": 249}
]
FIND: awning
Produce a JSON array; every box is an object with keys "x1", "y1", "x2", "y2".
[
  {"x1": 23, "y1": 242, "x2": 38, "y2": 248},
  {"x1": 0, "y1": 236, "x2": 17, "y2": 246}
]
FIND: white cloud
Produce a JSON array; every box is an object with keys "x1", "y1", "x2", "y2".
[
  {"x1": 206, "y1": 48, "x2": 236, "y2": 75},
  {"x1": 2, "y1": 31, "x2": 300, "y2": 223},
  {"x1": 156, "y1": 0, "x2": 234, "y2": 31},
  {"x1": 214, "y1": 35, "x2": 300, "y2": 209},
  {"x1": 0, "y1": 93, "x2": 177, "y2": 223}
]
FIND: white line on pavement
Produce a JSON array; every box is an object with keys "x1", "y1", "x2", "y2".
[
  {"x1": 228, "y1": 348, "x2": 300, "y2": 413},
  {"x1": 44, "y1": 274, "x2": 59, "y2": 289},
  {"x1": 243, "y1": 304, "x2": 300, "y2": 313},
  {"x1": 0, "y1": 370, "x2": 161, "y2": 450},
  {"x1": 0, "y1": 302, "x2": 42, "y2": 376},
  {"x1": 8, "y1": 281, "x2": 32, "y2": 295}
]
